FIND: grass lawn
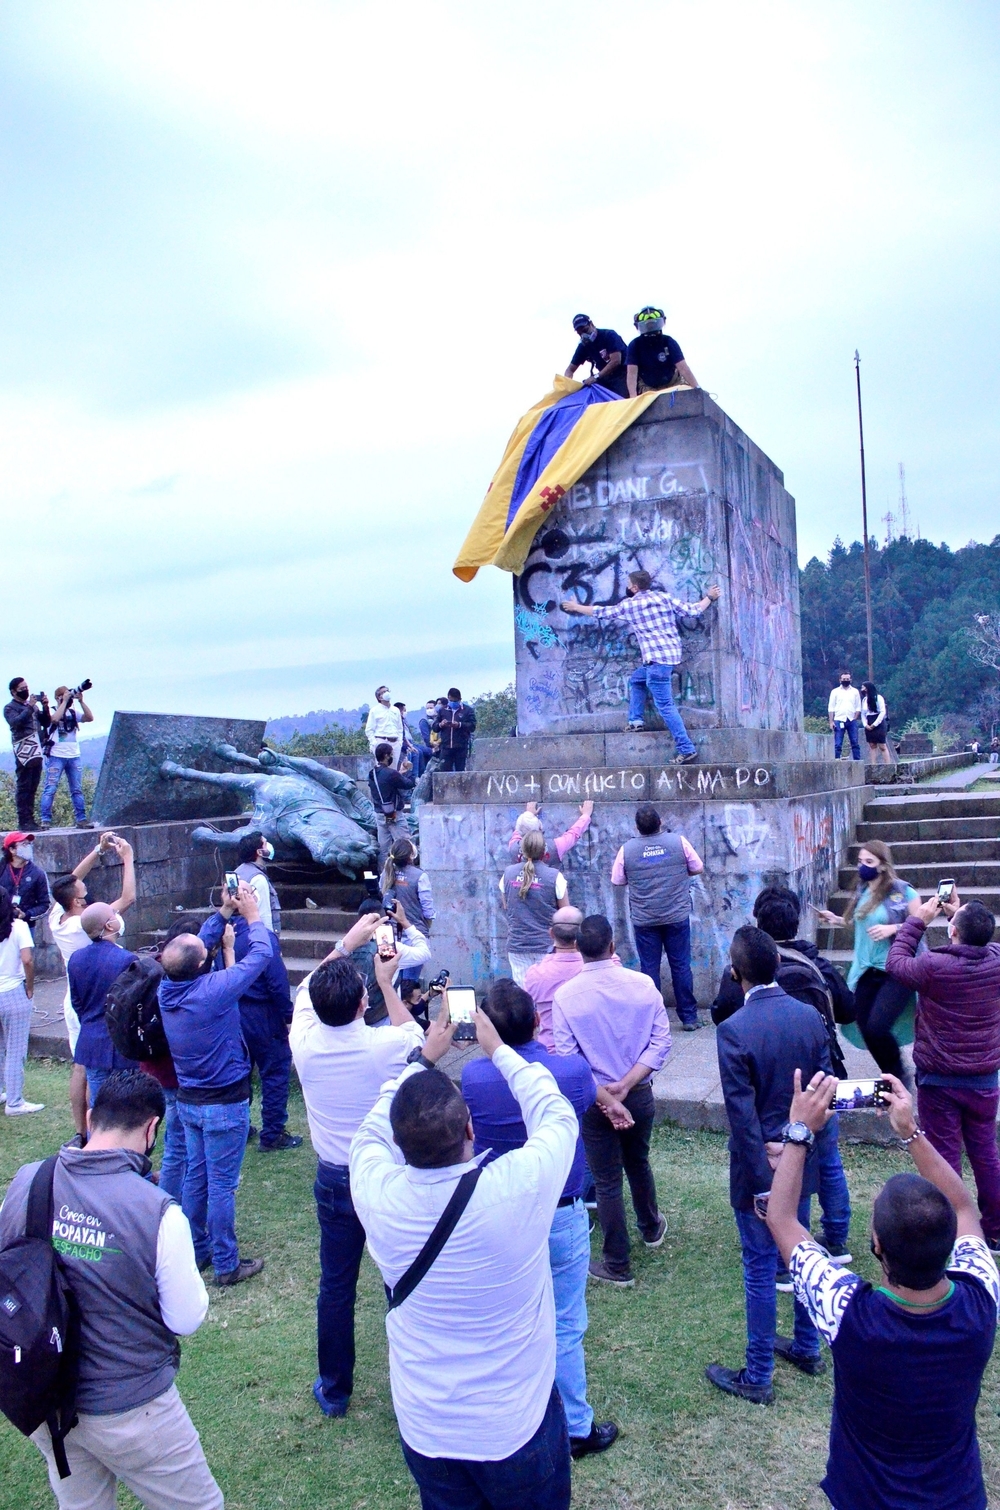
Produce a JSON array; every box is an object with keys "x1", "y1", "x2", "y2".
[{"x1": 3, "y1": 1061, "x2": 1000, "y2": 1510}]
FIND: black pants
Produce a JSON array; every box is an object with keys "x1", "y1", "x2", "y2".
[
  {"x1": 438, "y1": 747, "x2": 468, "y2": 773},
  {"x1": 15, "y1": 758, "x2": 42, "y2": 829},
  {"x1": 853, "y1": 967, "x2": 912, "y2": 1077},
  {"x1": 581, "y1": 1081, "x2": 659, "y2": 1275}
]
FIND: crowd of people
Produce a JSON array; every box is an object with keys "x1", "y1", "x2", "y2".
[
  {"x1": 1, "y1": 772, "x2": 999, "y2": 1510},
  {"x1": 365, "y1": 685, "x2": 477, "y2": 776}
]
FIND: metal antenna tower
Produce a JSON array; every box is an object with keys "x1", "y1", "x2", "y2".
[{"x1": 898, "y1": 462, "x2": 910, "y2": 540}]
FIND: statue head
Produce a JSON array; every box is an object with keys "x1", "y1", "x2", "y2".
[{"x1": 257, "y1": 748, "x2": 280, "y2": 769}]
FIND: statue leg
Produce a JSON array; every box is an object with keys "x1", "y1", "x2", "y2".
[
  {"x1": 160, "y1": 761, "x2": 257, "y2": 794},
  {"x1": 191, "y1": 824, "x2": 258, "y2": 852}
]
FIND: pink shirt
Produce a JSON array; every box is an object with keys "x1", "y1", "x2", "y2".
[
  {"x1": 610, "y1": 835, "x2": 703, "y2": 886},
  {"x1": 552, "y1": 958, "x2": 672, "y2": 1084},
  {"x1": 507, "y1": 811, "x2": 592, "y2": 865},
  {"x1": 523, "y1": 950, "x2": 584, "y2": 1051}
]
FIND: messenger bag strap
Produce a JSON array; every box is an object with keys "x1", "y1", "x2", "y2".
[{"x1": 385, "y1": 1165, "x2": 483, "y2": 1313}]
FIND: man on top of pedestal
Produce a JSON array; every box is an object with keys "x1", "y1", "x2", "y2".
[
  {"x1": 625, "y1": 306, "x2": 700, "y2": 397},
  {"x1": 564, "y1": 314, "x2": 630, "y2": 398},
  {"x1": 561, "y1": 572, "x2": 720, "y2": 764}
]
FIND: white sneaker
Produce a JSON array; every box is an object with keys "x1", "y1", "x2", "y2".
[
  {"x1": 0, "y1": 1090, "x2": 6, "y2": 1103},
  {"x1": 5, "y1": 1100, "x2": 45, "y2": 1116}
]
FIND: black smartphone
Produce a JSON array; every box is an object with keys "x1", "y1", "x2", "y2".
[{"x1": 224, "y1": 872, "x2": 239, "y2": 897}]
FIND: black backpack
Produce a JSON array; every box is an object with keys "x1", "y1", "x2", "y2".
[
  {"x1": 104, "y1": 954, "x2": 168, "y2": 1061},
  {"x1": 775, "y1": 946, "x2": 848, "y2": 1080},
  {"x1": 0, "y1": 1157, "x2": 80, "y2": 1478}
]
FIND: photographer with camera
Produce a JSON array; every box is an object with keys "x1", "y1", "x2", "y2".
[
  {"x1": 290, "y1": 919, "x2": 425, "y2": 1417},
  {"x1": 39, "y1": 680, "x2": 94, "y2": 830},
  {"x1": 4, "y1": 677, "x2": 50, "y2": 829}
]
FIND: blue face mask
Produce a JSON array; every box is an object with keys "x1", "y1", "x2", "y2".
[{"x1": 858, "y1": 863, "x2": 880, "y2": 883}]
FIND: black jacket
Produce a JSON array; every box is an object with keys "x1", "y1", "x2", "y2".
[
  {"x1": 716, "y1": 983, "x2": 834, "y2": 1210},
  {"x1": 0, "y1": 859, "x2": 50, "y2": 925},
  {"x1": 712, "y1": 937, "x2": 854, "y2": 1026},
  {"x1": 368, "y1": 765, "x2": 415, "y2": 814},
  {"x1": 3, "y1": 698, "x2": 48, "y2": 765},
  {"x1": 432, "y1": 703, "x2": 476, "y2": 751}
]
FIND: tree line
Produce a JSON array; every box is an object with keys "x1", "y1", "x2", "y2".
[{"x1": 799, "y1": 534, "x2": 1000, "y2": 730}]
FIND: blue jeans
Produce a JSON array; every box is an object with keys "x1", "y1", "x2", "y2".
[
  {"x1": 633, "y1": 921, "x2": 698, "y2": 1023},
  {"x1": 239, "y1": 1004, "x2": 292, "y2": 1146},
  {"x1": 548, "y1": 1200, "x2": 592, "y2": 1439},
  {"x1": 85, "y1": 1067, "x2": 109, "y2": 1107},
  {"x1": 315, "y1": 1162, "x2": 367, "y2": 1410},
  {"x1": 628, "y1": 663, "x2": 696, "y2": 754},
  {"x1": 401, "y1": 1385, "x2": 570, "y2": 1510},
  {"x1": 40, "y1": 756, "x2": 87, "y2": 823},
  {"x1": 733, "y1": 1200, "x2": 820, "y2": 1386},
  {"x1": 816, "y1": 1116, "x2": 851, "y2": 1249},
  {"x1": 178, "y1": 1098, "x2": 250, "y2": 1276},
  {"x1": 158, "y1": 1086, "x2": 188, "y2": 1202},
  {"x1": 833, "y1": 719, "x2": 861, "y2": 760}
]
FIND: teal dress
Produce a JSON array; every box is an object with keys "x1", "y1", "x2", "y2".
[{"x1": 847, "y1": 882, "x2": 919, "y2": 990}]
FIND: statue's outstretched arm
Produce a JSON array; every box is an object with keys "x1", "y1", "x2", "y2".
[
  {"x1": 160, "y1": 760, "x2": 257, "y2": 793},
  {"x1": 213, "y1": 742, "x2": 262, "y2": 770}
]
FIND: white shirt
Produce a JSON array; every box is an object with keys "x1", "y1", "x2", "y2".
[
  {"x1": 156, "y1": 1203, "x2": 209, "y2": 1335},
  {"x1": 0, "y1": 920, "x2": 33, "y2": 993},
  {"x1": 349, "y1": 1048, "x2": 577, "y2": 1460},
  {"x1": 365, "y1": 702, "x2": 404, "y2": 749},
  {"x1": 48, "y1": 900, "x2": 89, "y2": 968},
  {"x1": 862, "y1": 693, "x2": 887, "y2": 729},
  {"x1": 290, "y1": 990, "x2": 423, "y2": 1166},
  {"x1": 52, "y1": 719, "x2": 81, "y2": 760},
  {"x1": 828, "y1": 684, "x2": 862, "y2": 721},
  {"x1": 247, "y1": 873, "x2": 273, "y2": 931}
]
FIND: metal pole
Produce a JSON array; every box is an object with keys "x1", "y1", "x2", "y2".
[{"x1": 854, "y1": 350, "x2": 875, "y2": 681}]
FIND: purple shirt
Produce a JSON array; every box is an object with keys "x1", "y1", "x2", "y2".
[
  {"x1": 551, "y1": 958, "x2": 672, "y2": 1084},
  {"x1": 523, "y1": 950, "x2": 584, "y2": 1050}
]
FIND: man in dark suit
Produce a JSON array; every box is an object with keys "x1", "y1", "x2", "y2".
[{"x1": 706, "y1": 926, "x2": 835, "y2": 1404}]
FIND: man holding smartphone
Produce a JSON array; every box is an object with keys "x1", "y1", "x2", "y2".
[{"x1": 887, "y1": 888, "x2": 1000, "y2": 1250}]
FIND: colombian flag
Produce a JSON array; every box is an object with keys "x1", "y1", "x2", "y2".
[{"x1": 453, "y1": 376, "x2": 660, "y2": 581}]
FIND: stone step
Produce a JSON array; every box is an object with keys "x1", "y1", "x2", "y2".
[
  {"x1": 271, "y1": 883, "x2": 369, "y2": 910},
  {"x1": 280, "y1": 908, "x2": 356, "y2": 934},
  {"x1": 857, "y1": 817, "x2": 1000, "y2": 843},
  {"x1": 281, "y1": 958, "x2": 319, "y2": 988},
  {"x1": 847, "y1": 838, "x2": 1000, "y2": 865},
  {"x1": 862, "y1": 794, "x2": 1000, "y2": 824},
  {"x1": 278, "y1": 929, "x2": 342, "y2": 962},
  {"x1": 838, "y1": 862, "x2": 1000, "y2": 890}
]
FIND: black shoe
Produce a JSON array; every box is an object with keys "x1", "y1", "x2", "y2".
[
  {"x1": 570, "y1": 1421, "x2": 619, "y2": 1460},
  {"x1": 673, "y1": 752, "x2": 698, "y2": 765},
  {"x1": 773, "y1": 1336, "x2": 826, "y2": 1376},
  {"x1": 247, "y1": 1125, "x2": 258, "y2": 1143},
  {"x1": 681, "y1": 1019, "x2": 703, "y2": 1032},
  {"x1": 705, "y1": 1363, "x2": 774, "y2": 1404},
  {"x1": 197, "y1": 1256, "x2": 213, "y2": 1273},
  {"x1": 215, "y1": 1257, "x2": 265, "y2": 1287},
  {"x1": 75, "y1": 820, "x2": 95, "y2": 829},
  {"x1": 260, "y1": 1133, "x2": 303, "y2": 1152},
  {"x1": 588, "y1": 1259, "x2": 634, "y2": 1287},
  {"x1": 643, "y1": 1214, "x2": 667, "y2": 1248}
]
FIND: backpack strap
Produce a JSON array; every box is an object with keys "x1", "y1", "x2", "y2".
[
  {"x1": 776, "y1": 946, "x2": 829, "y2": 990},
  {"x1": 26, "y1": 1156, "x2": 58, "y2": 1242},
  {"x1": 385, "y1": 1165, "x2": 483, "y2": 1312},
  {"x1": 25, "y1": 1158, "x2": 77, "y2": 1478}
]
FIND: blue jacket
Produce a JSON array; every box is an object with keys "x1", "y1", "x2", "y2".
[
  {"x1": 715, "y1": 983, "x2": 834, "y2": 1211},
  {"x1": 68, "y1": 940, "x2": 138, "y2": 1071},
  {"x1": 212, "y1": 915, "x2": 291, "y2": 1026},
  {"x1": 0, "y1": 860, "x2": 50, "y2": 925},
  {"x1": 462, "y1": 1041, "x2": 596, "y2": 1201},
  {"x1": 159, "y1": 915, "x2": 271, "y2": 1096}
]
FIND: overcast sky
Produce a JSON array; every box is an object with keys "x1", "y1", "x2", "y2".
[{"x1": 3, "y1": 1, "x2": 998, "y2": 735}]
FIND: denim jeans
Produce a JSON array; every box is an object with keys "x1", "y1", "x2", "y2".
[
  {"x1": 158, "y1": 1086, "x2": 188, "y2": 1202},
  {"x1": 832, "y1": 719, "x2": 861, "y2": 760},
  {"x1": 628, "y1": 663, "x2": 696, "y2": 756},
  {"x1": 239, "y1": 1004, "x2": 292, "y2": 1146},
  {"x1": 816, "y1": 1116, "x2": 851, "y2": 1249},
  {"x1": 178, "y1": 1098, "x2": 250, "y2": 1276},
  {"x1": 581, "y1": 1081, "x2": 659, "y2": 1274},
  {"x1": 40, "y1": 755, "x2": 87, "y2": 823},
  {"x1": 733, "y1": 1199, "x2": 819, "y2": 1385},
  {"x1": 548, "y1": 1200, "x2": 592, "y2": 1439},
  {"x1": 919, "y1": 1082, "x2": 1000, "y2": 1243},
  {"x1": 85, "y1": 1067, "x2": 110, "y2": 1107},
  {"x1": 314, "y1": 1162, "x2": 367, "y2": 1410},
  {"x1": 633, "y1": 921, "x2": 698, "y2": 1023},
  {"x1": 401, "y1": 1385, "x2": 570, "y2": 1510}
]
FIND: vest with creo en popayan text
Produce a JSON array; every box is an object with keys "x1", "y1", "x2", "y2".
[{"x1": 622, "y1": 833, "x2": 693, "y2": 928}]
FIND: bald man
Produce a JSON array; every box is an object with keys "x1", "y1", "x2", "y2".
[
  {"x1": 67, "y1": 901, "x2": 137, "y2": 1109},
  {"x1": 523, "y1": 907, "x2": 586, "y2": 1051}
]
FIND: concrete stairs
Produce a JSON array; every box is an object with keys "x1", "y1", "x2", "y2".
[
  {"x1": 817, "y1": 790, "x2": 1000, "y2": 971},
  {"x1": 278, "y1": 906, "x2": 355, "y2": 987}
]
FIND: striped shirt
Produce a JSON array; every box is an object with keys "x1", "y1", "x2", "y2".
[{"x1": 590, "y1": 589, "x2": 703, "y2": 665}]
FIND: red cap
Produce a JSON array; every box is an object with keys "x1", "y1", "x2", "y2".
[{"x1": 3, "y1": 832, "x2": 34, "y2": 850}]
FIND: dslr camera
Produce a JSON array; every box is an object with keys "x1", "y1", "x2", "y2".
[
  {"x1": 426, "y1": 968, "x2": 451, "y2": 996},
  {"x1": 70, "y1": 679, "x2": 93, "y2": 700}
]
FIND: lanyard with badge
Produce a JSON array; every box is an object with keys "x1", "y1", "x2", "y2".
[{"x1": 6, "y1": 863, "x2": 22, "y2": 909}]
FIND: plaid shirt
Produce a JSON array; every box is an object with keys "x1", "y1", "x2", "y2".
[{"x1": 590, "y1": 589, "x2": 703, "y2": 665}]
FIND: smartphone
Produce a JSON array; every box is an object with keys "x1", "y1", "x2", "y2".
[
  {"x1": 937, "y1": 878, "x2": 955, "y2": 901},
  {"x1": 224, "y1": 872, "x2": 240, "y2": 897},
  {"x1": 833, "y1": 1077, "x2": 891, "y2": 1111},
  {"x1": 446, "y1": 986, "x2": 477, "y2": 1042},
  {"x1": 374, "y1": 922, "x2": 396, "y2": 961}
]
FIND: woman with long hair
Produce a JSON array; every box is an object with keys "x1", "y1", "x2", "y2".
[
  {"x1": 381, "y1": 837, "x2": 434, "y2": 983},
  {"x1": 499, "y1": 828, "x2": 568, "y2": 985},
  {"x1": 815, "y1": 839, "x2": 920, "y2": 1078},
  {"x1": 0, "y1": 888, "x2": 42, "y2": 1114},
  {"x1": 860, "y1": 681, "x2": 892, "y2": 766}
]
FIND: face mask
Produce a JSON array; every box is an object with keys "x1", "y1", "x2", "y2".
[
  {"x1": 378, "y1": 691, "x2": 390, "y2": 704},
  {"x1": 840, "y1": 678, "x2": 851, "y2": 686},
  {"x1": 262, "y1": 842, "x2": 275, "y2": 862},
  {"x1": 858, "y1": 863, "x2": 880, "y2": 883},
  {"x1": 14, "y1": 843, "x2": 32, "y2": 861}
]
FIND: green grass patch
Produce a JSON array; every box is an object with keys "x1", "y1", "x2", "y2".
[{"x1": 3, "y1": 1062, "x2": 1000, "y2": 1509}]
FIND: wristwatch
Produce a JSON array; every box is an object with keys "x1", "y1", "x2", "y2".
[{"x1": 781, "y1": 1121, "x2": 815, "y2": 1149}]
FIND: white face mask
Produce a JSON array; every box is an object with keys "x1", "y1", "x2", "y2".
[
  {"x1": 112, "y1": 914, "x2": 125, "y2": 937},
  {"x1": 14, "y1": 843, "x2": 33, "y2": 861},
  {"x1": 262, "y1": 842, "x2": 275, "y2": 862}
]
